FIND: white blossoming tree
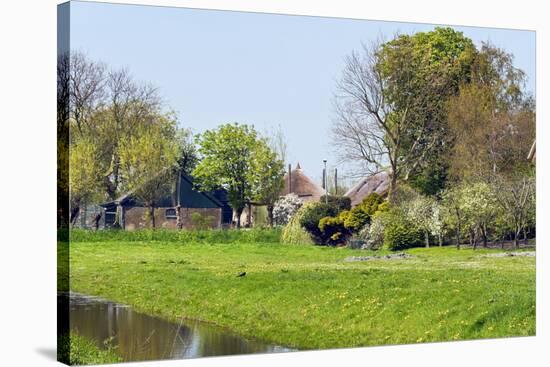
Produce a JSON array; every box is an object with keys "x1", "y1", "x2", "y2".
[{"x1": 273, "y1": 194, "x2": 303, "y2": 226}]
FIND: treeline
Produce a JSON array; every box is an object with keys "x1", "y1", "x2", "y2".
[
  {"x1": 58, "y1": 52, "x2": 286, "y2": 229},
  {"x1": 295, "y1": 27, "x2": 536, "y2": 249}
]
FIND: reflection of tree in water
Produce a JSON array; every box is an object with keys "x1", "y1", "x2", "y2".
[{"x1": 68, "y1": 294, "x2": 292, "y2": 362}]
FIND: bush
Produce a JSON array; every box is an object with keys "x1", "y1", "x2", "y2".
[
  {"x1": 299, "y1": 202, "x2": 340, "y2": 244},
  {"x1": 273, "y1": 194, "x2": 303, "y2": 226},
  {"x1": 281, "y1": 203, "x2": 314, "y2": 244},
  {"x1": 318, "y1": 215, "x2": 349, "y2": 246},
  {"x1": 319, "y1": 195, "x2": 351, "y2": 212},
  {"x1": 383, "y1": 211, "x2": 423, "y2": 251}
]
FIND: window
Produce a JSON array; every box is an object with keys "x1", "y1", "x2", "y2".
[{"x1": 165, "y1": 208, "x2": 177, "y2": 219}]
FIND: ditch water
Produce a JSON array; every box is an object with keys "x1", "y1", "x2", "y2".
[{"x1": 62, "y1": 293, "x2": 295, "y2": 362}]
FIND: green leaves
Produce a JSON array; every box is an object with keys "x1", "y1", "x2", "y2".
[{"x1": 193, "y1": 123, "x2": 285, "y2": 224}]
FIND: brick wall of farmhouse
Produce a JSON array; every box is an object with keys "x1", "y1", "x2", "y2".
[{"x1": 123, "y1": 207, "x2": 222, "y2": 230}]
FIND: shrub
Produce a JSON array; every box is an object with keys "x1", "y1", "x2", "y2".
[
  {"x1": 343, "y1": 206, "x2": 370, "y2": 232},
  {"x1": 281, "y1": 203, "x2": 314, "y2": 244},
  {"x1": 344, "y1": 193, "x2": 385, "y2": 232},
  {"x1": 383, "y1": 211, "x2": 423, "y2": 251},
  {"x1": 273, "y1": 194, "x2": 303, "y2": 226},
  {"x1": 319, "y1": 195, "x2": 351, "y2": 212},
  {"x1": 299, "y1": 202, "x2": 340, "y2": 244},
  {"x1": 361, "y1": 193, "x2": 385, "y2": 214},
  {"x1": 318, "y1": 215, "x2": 349, "y2": 246}
]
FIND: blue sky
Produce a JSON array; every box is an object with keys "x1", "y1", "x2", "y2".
[{"x1": 69, "y1": 1, "x2": 536, "y2": 186}]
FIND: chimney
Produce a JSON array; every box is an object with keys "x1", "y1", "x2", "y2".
[{"x1": 288, "y1": 163, "x2": 292, "y2": 194}]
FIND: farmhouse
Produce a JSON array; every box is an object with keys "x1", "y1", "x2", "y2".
[
  {"x1": 101, "y1": 172, "x2": 233, "y2": 230},
  {"x1": 280, "y1": 163, "x2": 325, "y2": 202},
  {"x1": 345, "y1": 171, "x2": 390, "y2": 207}
]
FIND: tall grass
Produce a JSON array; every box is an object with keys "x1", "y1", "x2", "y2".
[
  {"x1": 69, "y1": 227, "x2": 282, "y2": 244},
  {"x1": 58, "y1": 333, "x2": 121, "y2": 365}
]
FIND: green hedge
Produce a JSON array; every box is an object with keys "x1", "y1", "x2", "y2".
[{"x1": 69, "y1": 227, "x2": 282, "y2": 244}]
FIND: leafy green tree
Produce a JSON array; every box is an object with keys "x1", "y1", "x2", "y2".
[
  {"x1": 377, "y1": 27, "x2": 477, "y2": 195},
  {"x1": 118, "y1": 114, "x2": 181, "y2": 228},
  {"x1": 250, "y1": 138, "x2": 285, "y2": 227},
  {"x1": 193, "y1": 123, "x2": 282, "y2": 228},
  {"x1": 68, "y1": 137, "x2": 104, "y2": 226}
]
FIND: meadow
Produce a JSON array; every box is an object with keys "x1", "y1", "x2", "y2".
[{"x1": 66, "y1": 229, "x2": 535, "y2": 350}]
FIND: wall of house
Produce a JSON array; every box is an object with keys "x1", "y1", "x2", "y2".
[{"x1": 123, "y1": 206, "x2": 222, "y2": 230}]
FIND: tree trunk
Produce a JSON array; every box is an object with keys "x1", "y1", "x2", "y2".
[
  {"x1": 456, "y1": 224, "x2": 461, "y2": 250},
  {"x1": 247, "y1": 202, "x2": 252, "y2": 227},
  {"x1": 235, "y1": 207, "x2": 244, "y2": 229},
  {"x1": 93, "y1": 213, "x2": 102, "y2": 230},
  {"x1": 514, "y1": 231, "x2": 520, "y2": 249},
  {"x1": 267, "y1": 205, "x2": 274, "y2": 227},
  {"x1": 438, "y1": 234, "x2": 442, "y2": 247},
  {"x1": 176, "y1": 205, "x2": 183, "y2": 229},
  {"x1": 150, "y1": 205, "x2": 156, "y2": 229},
  {"x1": 70, "y1": 206, "x2": 80, "y2": 227},
  {"x1": 481, "y1": 225, "x2": 488, "y2": 248},
  {"x1": 425, "y1": 232, "x2": 430, "y2": 248}
]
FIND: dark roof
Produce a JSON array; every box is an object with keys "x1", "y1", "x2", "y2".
[{"x1": 101, "y1": 172, "x2": 223, "y2": 209}]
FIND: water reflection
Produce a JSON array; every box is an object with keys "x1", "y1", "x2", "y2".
[{"x1": 65, "y1": 293, "x2": 294, "y2": 362}]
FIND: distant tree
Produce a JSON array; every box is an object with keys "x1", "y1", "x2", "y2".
[
  {"x1": 68, "y1": 137, "x2": 104, "y2": 226},
  {"x1": 250, "y1": 137, "x2": 286, "y2": 227},
  {"x1": 193, "y1": 123, "x2": 281, "y2": 228},
  {"x1": 118, "y1": 114, "x2": 181, "y2": 229},
  {"x1": 332, "y1": 33, "x2": 469, "y2": 196},
  {"x1": 441, "y1": 184, "x2": 466, "y2": 249},
  {"x1": 377, "y1": 27, "x2": 477, "y2": 195},
  {"x1": 405, "y1": 195, "x2": 439, "y2": 248},
  {"x1": 494, "y1": 174, "x2": 535, "y2": 248},
  {"x1": 447, "y1": 76, "x2": 534, "y2": 181}
]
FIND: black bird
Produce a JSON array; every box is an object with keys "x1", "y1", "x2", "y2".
[{"x1": 237, "y1": 272, "x2": 246, "y2": 277}]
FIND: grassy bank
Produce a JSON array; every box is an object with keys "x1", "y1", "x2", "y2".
[
  {"x1": 58, "y1": 333, "x2": 121, "y2": 365},
  {"x1": 69, "y1": 228, "x2": 282, "y2": 244},
  {"x1": 68, "y1": 238, "x2": 535, "y2": 349}
]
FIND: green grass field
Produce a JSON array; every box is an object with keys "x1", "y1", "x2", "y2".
[{"x1": 66, "y1": 233, "x2": 535, "y2": 349}]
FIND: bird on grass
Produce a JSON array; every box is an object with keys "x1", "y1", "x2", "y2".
[{"x1": 237, "y1": 272, "x2": 246, "y2": 277}]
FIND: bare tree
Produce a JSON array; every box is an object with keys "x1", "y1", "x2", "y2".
[
  {"x1": 69, "y1": 52, "x2": 106, "y2": 134},
  {"x1": 332, "y1": 41, "x2": 437, "y2": 196}
]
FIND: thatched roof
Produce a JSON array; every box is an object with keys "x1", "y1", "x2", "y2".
[
  {"x1": 280, "y1": 163, "x2": 325, "y2": 202},
  {"x1": 345, "y1": 171, "x2": 390, "y2": 207}
]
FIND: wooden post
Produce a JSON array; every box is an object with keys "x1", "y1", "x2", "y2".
[
  {"x1": 334, "y1": 168, "x2": 338, "y2": 196},
  {"x1": 288, "y1": 164, "x2": 292, "y2": 194}
]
